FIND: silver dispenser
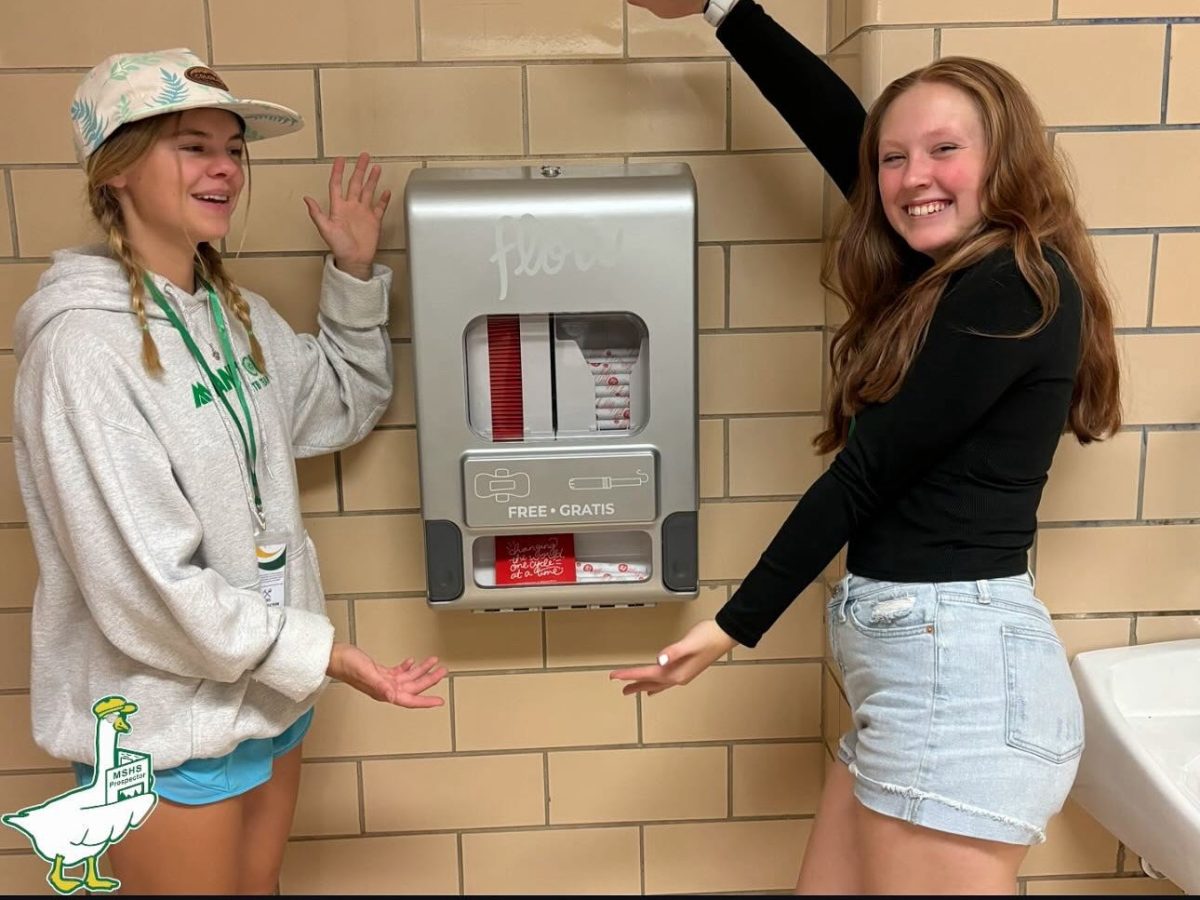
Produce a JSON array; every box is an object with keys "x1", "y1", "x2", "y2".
[{"x1": 404, "y1": 163, "x2": 698, "y2": 610}]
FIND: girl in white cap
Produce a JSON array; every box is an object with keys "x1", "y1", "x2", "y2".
[{"x1": 11, "y1": 48, "x2": 445, "y2": 894}]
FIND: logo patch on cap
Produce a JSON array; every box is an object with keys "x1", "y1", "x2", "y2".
[{"x1": 184, "y1": 66, "x2": 229, "y2": 91}]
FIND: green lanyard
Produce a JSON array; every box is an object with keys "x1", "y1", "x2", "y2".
[{"x1": 143, "y1": 275, "x2": 264, "y2": 528}]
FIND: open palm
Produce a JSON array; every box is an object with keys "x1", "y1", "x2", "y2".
[
  {"x1": 333, "y1": 644, "x2": 447, "y2": 709},
  {"x1": 304, "y1": 152, "x2": 391, "y2": 276}
]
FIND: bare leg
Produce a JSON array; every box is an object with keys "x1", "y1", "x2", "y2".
[
  {"x1": 856, "y1": 802, "x2": 1029, "y2": 895},
  {"x1": 237, "y1": 743, "x2": 304, "y2": 895},
  {"x1": 106, "y1": 794, "x2": 243, "y2": 894},
  {"x1": 795, "y1": 760, "x2": 864, "y2": 895}
]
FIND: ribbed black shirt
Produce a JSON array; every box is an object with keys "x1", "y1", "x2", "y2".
[{"x1": 713, "y1": 0, "x2": 1083, "y2": 648}]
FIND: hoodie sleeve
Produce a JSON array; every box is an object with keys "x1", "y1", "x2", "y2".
[
  {"x1": 263, "y1": 257, "x2": 395, "y2": 458},
  {"x1": 21, "y1": 338, "x2": 333, "y2": 701}
]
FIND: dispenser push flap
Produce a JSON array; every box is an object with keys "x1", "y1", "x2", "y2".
[{"x1": 464, "y1": 451, "x2": 657, "y2": 528}]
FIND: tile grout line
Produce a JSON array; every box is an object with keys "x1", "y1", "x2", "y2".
[
  {"x1": 522, "y1": 66, "x2": 531, "y2": 157},
  {"x1": 333, "y1": 451, "x2": 345, "y2": 513},
  {"x1": 202, "y1": 0, "x2": 215, "y2": 64},
  {"x1": 541, "y1": 609, "x2": 548, "y2": 668},
  {"x1": 456, "y1": 831, "x2": 465, "y2": 895},
  {"x1": 543, "y1": 751, "x2": 551, "y2": 826},
  {"x1": 623, "y1": 0, "x2": 630, "y2": 60},
  {"x1": 1135, "y1": 428, "x2": 1148, "y2": 521},
  {"x1": 1161, "y1": 23, "x2": 1173, "y2": 125},
  {"x1": 726, "y1": 60, "x2": 734, "y2": 151},
  {"x1": 8, "y1": 135, "x2": 1200, "y2": 175},
  {"x1": 448, "y1": 674, "x2": 458, "y2": 754},
  {"x1": 1145, "y1": 232, "x2": 1160, "y2": 328},
  {"x1": 287, "y1": 813, "x2": 818, "y2": 840},
  {"x1": 290, "y1": 736, "x2": 833, "y2": 767},
  {"x1": 414, "y1": 0, "x2": 424, "y2": 64},
  {"x1": 357, "y1": 759, "x2": 367, "y2": 835},
  {"x1": 726, "y1": 743, "x2": 735, "y2": 819},
  {"x1": 723, "y1": 244, "x2": 733, "y2": 328},
  {"x1": 313, "y1": 69, "x2": 326, "y2": 160},
  {"x1": 639, "y1": 823, "x2": 646, "y2": 895},
  {"x1": 3, "y1": 169, "x2": 19, "y2": 258},
  {"x1": 1, "y1": 23, "x2": 1199, "y2": 75}
]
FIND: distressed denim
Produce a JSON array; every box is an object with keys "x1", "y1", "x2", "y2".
[{"x1": 827, "y1": 571, "x2": 1082, "y2": 844}]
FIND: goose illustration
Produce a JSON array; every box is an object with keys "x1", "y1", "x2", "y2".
[{"x1": 3, "y1": 696, "x2": 158, "y2": 894}]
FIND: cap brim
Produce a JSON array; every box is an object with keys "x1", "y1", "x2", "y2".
[
  {"x1": 220, "y1": 99, "x2": 305, "y2": 142},
  {"x1": 123, "y1": 97, "x2": 304, "y2": 143}
]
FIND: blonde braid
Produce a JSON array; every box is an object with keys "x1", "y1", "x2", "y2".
[
  {"x1": 195, "y1": 243, "x2": 267, "y2": 375},
  {"x1": 92, "y1": 187, "x2": 163, "y2": 375}
]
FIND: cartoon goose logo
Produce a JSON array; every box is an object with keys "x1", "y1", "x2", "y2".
[{"x1": 3, "y1": 696, "x2": 158, "y2": 894}]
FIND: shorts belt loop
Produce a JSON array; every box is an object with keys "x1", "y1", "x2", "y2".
[
  {"x1": 837, "y1": 573, "x2": 852, "y2": 623},
  {"x1": 1027, "y1": 568, "x2": 1037, "y2": 591},
  {"x1": 976, "y1": 579, "x2": 992, "y2": 604}
]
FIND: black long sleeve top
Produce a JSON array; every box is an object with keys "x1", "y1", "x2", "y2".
[{"x1": 712, "y1": 0, "x2": 1083, "y2": 648}]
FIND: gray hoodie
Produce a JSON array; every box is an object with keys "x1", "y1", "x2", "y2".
[{"x1": 13, "y1": 245, "x2": 393, "y2": 768}]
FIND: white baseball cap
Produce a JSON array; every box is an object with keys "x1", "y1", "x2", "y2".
[{"x1": 70, "y1": 48, "x2": 303, "y2": 163}]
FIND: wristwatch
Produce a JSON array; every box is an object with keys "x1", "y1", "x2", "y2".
[{"x1": 703, "y1": 0, "x2": 741, "y2": 27}]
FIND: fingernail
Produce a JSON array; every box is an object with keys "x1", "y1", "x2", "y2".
[{"x1": 658, "y1": 653, "x2": 669, "y2": 666}]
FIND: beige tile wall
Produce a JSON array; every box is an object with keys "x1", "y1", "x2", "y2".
[{"x1": 0, "y1": 0, "x2": 1193, "y2": 895}]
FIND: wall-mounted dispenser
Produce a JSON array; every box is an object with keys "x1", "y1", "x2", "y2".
[{"x1": 404, "y1": 163, "x2": 698, "y2": 610}]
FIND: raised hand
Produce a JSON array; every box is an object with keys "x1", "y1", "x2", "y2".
[
  {"x1": 609, "y1": 619, "x2": 737, "y2": 696},
  {"x1": 328, "y1": 642, "x2": 447, "y2": 709},
  {"x1": 627, "y1": 0, "x2": 707, "y2": 18},
  {"x1": 303, "y1": 152, "x2": 391, "y2": 280}
]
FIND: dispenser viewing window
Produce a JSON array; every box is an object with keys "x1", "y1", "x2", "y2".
[
  {"x1": 465, "y1": 312, "x2": 650, "y2": 441},
  {"x1": 405, "y1": 163, "x2": 698, "y2": 611}
]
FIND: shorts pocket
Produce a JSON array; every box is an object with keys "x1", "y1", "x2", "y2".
[
  {"x1": 1002, "y1": 624, "x2": 1084, "y2": 763},
  {"x1": 170, "y1": 753, "x2": 234, "y2": 792},
  {"x1": 846, "y1": 590, "x2": 932, "y2": 638}
]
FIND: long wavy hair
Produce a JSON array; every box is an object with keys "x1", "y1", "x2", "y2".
[
  {"x1": 84, "y1": 112, "x2": 264, "y2": 376},
  {"x1": 816, "y1": 56, "x2": 1121, "y2": 453}
]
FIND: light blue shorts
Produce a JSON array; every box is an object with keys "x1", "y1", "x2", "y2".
[
  {"x1": 73, "y1": 708, "x2": 313, "y2": 806},
  {"x1": 827, "y1": 572, "x2": 1082, "y2": 845}
]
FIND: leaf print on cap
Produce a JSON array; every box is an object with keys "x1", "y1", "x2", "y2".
[
  {"x1": 70, "y1": 99, "x2": 107, "y2": 151},
  {"x1": 109, "y1": 53, "x2": 162, "y2": 81},
  {"x1": 152, "y1": 69, "x2": 189, "y2": 106},
  {"x1": 115, "y1": 93, "x2": 132, "y2": 124}
]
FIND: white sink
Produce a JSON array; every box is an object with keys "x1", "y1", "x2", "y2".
[{"x1": 1071, "y1": 638, "x2": 1200, "y2": 892}]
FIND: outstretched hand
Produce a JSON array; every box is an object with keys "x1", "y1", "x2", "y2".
[
  {"x1": 303, "y1": 152, "x2": 391, "y2": 280},
  {"x1": 328, "y1": 642, "x2": 447, "y2": 709},
  {"x1": 609, "y1": 619, "x2": 737, "y2": 696}
]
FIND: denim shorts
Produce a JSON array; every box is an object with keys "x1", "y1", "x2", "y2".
[
  {"x1": 827, "y1": 571, "x2": 1083, "y2": 845},
  {"x1": 73, "y1": 708, "x2": 313, "y2": 806}
]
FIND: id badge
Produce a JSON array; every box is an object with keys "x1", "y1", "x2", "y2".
[{"x1": 255, "y1": 530, "x2": 289, "y2": 608}]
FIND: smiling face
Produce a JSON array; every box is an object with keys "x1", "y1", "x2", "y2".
[
  {"x1": 107, "y1": 107, "x2": 246, "y2": 247},
  {"x1": 876, "y1": 81, "x2": 988, "y2": 261}
]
